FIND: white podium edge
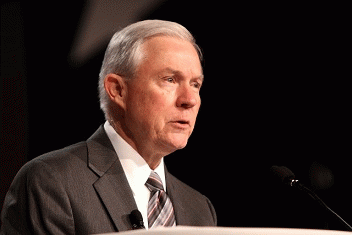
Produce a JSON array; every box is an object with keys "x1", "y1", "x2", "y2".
[{"x1": 95, "y1": 226, "x2": 351, "y2": 235}]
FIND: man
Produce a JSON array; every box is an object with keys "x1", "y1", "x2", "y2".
[{"x1": 1, "y1": 20, "x2": 216, "y2": 234}]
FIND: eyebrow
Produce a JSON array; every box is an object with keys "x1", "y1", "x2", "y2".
[{"x1": 159, "y1": 67, "x2": 204, "y2": 81}]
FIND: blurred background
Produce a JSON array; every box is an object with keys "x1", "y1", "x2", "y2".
[{"x1": 1, "y1": 0, "x2": 350, "y2": 230}]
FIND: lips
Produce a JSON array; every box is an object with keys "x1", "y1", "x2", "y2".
[
  {"x1": 170, "y1": 119, "x2": 191, "y2": 129},
  {"x1": 175, "y1": 120, "x2": 189, "y2": 125}
]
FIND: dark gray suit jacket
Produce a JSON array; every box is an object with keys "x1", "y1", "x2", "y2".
[{"x1": 1, "y1": 126, "x2": 216, "y2": 234}]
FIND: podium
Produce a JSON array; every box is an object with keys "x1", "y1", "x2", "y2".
[{"x1": 96, "y1": 226, "x2": 351, "y2": 235}]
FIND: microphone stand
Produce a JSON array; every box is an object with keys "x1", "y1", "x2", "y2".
[{"x1": 290, "y1": 178, "x2": 352, "y2": 231}]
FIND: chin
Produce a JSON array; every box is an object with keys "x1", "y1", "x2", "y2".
[
  {"x1": 162, "y1": 134, "x2": 189, "y2": 152},
  {"x1": 173, "y1": 141, "x2": 188, "y2": 150},
  {"x1": 170, "y1": 135, "x2": 189, "y2": 150}
]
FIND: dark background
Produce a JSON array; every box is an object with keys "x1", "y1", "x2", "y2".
[{"x1": 1, "y1": 1, "x2": 350, "y2": 230}]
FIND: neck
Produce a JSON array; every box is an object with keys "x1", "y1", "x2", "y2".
[{"x1": 108, "y1": 119, "x2": 164, "y2": 170}]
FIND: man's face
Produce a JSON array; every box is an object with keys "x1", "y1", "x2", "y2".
[{"x1": 124, "y1": 36, "x2": 203, "y2": 157}]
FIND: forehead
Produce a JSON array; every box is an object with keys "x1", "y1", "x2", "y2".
[{"x1": 138, "y1": 36, "x2": 203, "y2": 76}]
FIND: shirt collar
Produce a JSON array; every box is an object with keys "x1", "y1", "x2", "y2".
[{"x1": 103, "y1": 121, "x2": 166, "y2": 193}]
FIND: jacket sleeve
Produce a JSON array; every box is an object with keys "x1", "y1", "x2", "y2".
[{"x1": 1, "y1": 159, "x2": 75, "y2": 235}]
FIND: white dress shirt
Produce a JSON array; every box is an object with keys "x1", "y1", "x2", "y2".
[{"x1": 104, "y1": 121, "x2": 166, "y2": 229}]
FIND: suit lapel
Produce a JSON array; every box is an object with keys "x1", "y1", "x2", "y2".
[{"x1": 87, "y1": 126, "x2": 138, "y2": 232}]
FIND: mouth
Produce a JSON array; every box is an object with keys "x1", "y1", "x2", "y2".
[
  {"x1": 176, "y1": 120, "x2": 189, "y2": 124},
  {"x1": 170, "y1": 120, "x2": 191, "y2": 129}
]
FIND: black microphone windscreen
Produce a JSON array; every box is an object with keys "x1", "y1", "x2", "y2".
[
  {"x1": 270, "y1": 165, "x2": 295, "y2": 184},
  {"x1": 129, "y1": 209, "x2": 144, "y2": 229}
]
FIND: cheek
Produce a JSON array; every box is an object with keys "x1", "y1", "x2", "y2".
[
  {"x1": 131, "y1": 90, "x2": 172, "y2": 127},
  {"x1": 149, "y1": 94, "x2": 172, "y2": 125}
]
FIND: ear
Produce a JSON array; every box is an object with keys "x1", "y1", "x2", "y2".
[{"x1": 104, "y1": 73, "x2": 127, "y2": 110}]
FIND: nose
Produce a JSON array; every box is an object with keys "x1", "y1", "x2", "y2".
[{"x1": 176, "y1": 84, "x2": 200, "y2": 109}]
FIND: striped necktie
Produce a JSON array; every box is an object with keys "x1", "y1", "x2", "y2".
[{"x1": 145, "y1": 171, "x2": 176, "y2": 228}]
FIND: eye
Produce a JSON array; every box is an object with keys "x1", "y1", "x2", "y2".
[
  {"x1": 192, "y1": 81, "x2": 202, "y2": 89},
  {"x1": 165, "y1": 77, "x2": 176, "y2": 83}
]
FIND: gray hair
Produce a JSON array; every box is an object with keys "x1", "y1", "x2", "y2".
[{"x1": 98, "y1": 20, "x2": 202, "y2": 118}]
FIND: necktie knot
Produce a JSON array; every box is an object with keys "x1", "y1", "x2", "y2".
[{"x1": 145, "y1": 171, "x2": 164, "y2": 192}]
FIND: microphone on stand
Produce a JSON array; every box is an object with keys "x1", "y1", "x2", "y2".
[
  {"x1": 270, "y1": 165, "x2": 352, "y2": 231},
  {"x1": 129, "y1": 209, "x2": 145, "y2": 230}
]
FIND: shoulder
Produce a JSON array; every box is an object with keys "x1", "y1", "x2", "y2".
[
  {"x1": 27, "y1": 141, "x2": 87, "y2": 171},
  {"x1": 1, "y1": 143, "x2": 89, "y2": 234},
  {"x1": 35, "y1": 141, "x2": 88, "y2": 164},
  {"x1": 14, "y1": 125, "x2": 111, "y2": 187},
  {"x1": 14, "y1": 141, "x2": 89, "y2": 188},
  {"x1": 5, "y1": 141, "x2": 93, "y2": 214}
]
